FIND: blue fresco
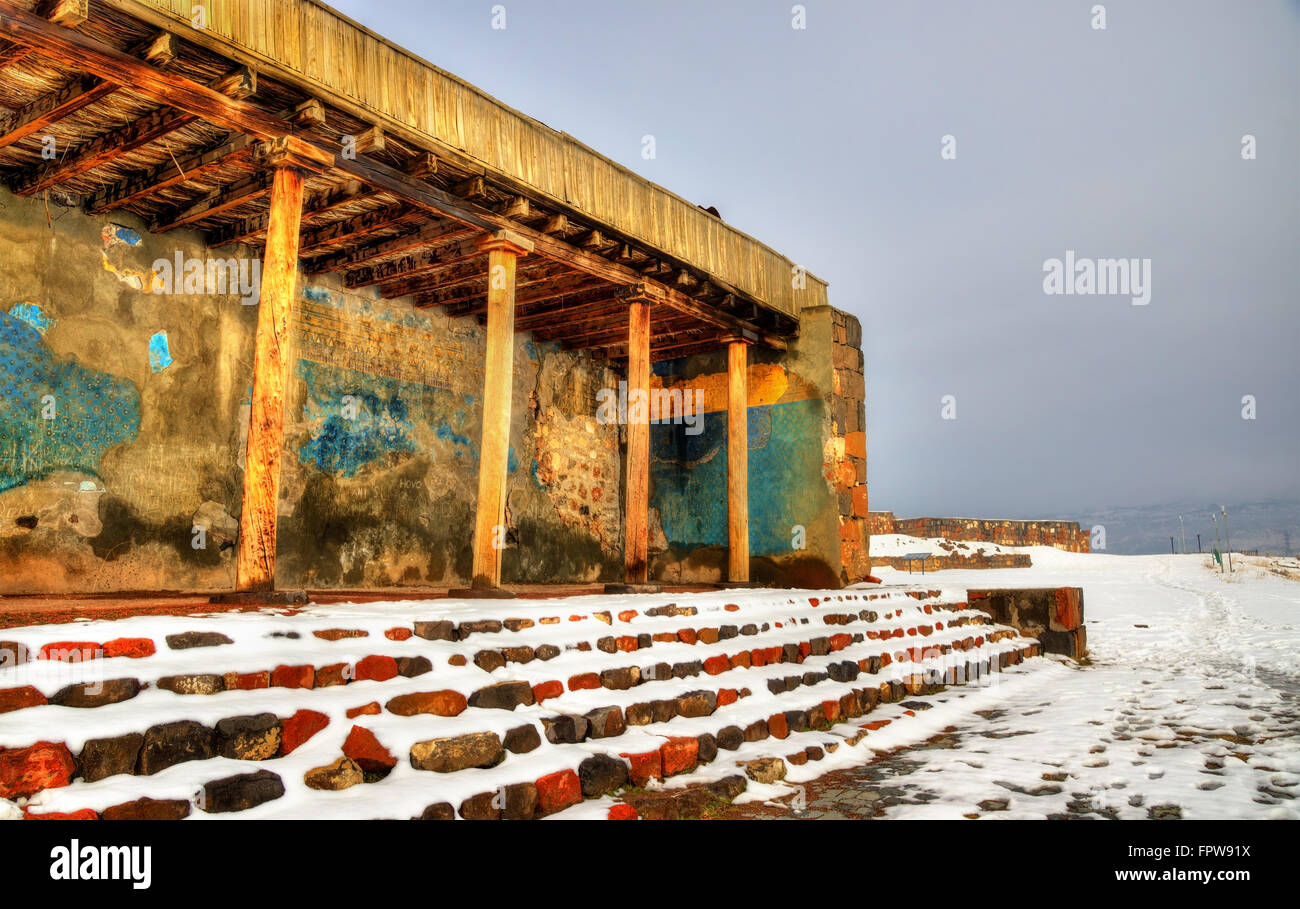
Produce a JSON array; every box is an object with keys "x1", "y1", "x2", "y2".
[
  {"x1": 0, "y1": 311, "x2": 140, "y2": 492},
  {"x1": 297, "y1": 361, "x2": 420, "y2": 477},
  {"x1": 9, "y1": 303, "x2": 55, "y2": 335},
  {"x1": 650, "y1": 398, "x2": 823, "y2": 557},
  {"x1": 111, "y1": 226, "x2": 142, "y2": 247},
  {"x1": 148, "y1": 331, "x2": 173, "y2": 372}
]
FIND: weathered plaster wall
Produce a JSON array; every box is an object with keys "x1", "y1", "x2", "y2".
[
  {"x1": 0, "y1": 188, "x2": 623, "y2": 594},
  {"x1": 0, "y1": 190, "x2": 256, "y2": 594}
]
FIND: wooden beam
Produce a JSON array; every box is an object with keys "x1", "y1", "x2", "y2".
[
  {"x1": 211, "y1": 178, "x2": 368, "y2": 247},
  {"x1": 85, "y1": 132, "x2": 252, "y2": 213},
  {"x1": 151, "y1": 169, "x2": 273, "y2": 232},
  {"x1": 513, "y1": 297, "x2": 623, "y2": 332},
  {"x1": 0, "y1": 40, "x2": 32, "y2": 69},
  {"x1": 0, "y1": 75, "x2": 115, "y2": 149},
  {"x1": 727, "y1": 341, "x2": 750, "y2": 583},
  {"x1": 0, "y1": 2, "x2": 794, "y2": 347},
  {"x1": 9, "y1": 65, "x2": 254, "y2": 196},
  {"x1": 624, "y1": 291, "x2": 652, "y2": 584},
  {"x1": 430, "y1": 265, "x2": 585, "y2": 313},
  {"x1": 297, "y1": 203, "x2": 420, "y2": 253},
  {"x1": 470, "y1": 231, "x2": 534, "y2": 589},
  {"x1": 454, "y1": 175, "x2": 485, "y2": 198},
  {"x1": 291, "y1": 98, "x2": 325, "y2": 129},
  {"x1": 41, "y1": 0, "x2": 86, "y2": 28},
  {"x1": 540, "y1": 213, "x2": 568, "y2": 235},
  {"x1": 234, "y1": 166, "x2": 305, "y2": 593},
  {"x1": 303, "y1": 219, "x2": 473, "y2": 274},
  {"x1": 347, "y1": 236, "x2": 484, "y2": 289}
]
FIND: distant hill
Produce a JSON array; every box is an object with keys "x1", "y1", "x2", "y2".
[{"x1": 1071, "y1": 499, "x2": 1300, "y2": 556}]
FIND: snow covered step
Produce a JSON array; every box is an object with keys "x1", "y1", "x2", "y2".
[{"x1": 0, "y1": 587, "x2": 1042, "y2": 819}]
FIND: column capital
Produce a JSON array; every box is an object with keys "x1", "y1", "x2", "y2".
[
  {"x1": 476, "y1": 229, "x2": 534, "y2": 257},
  {"x1": 617, "y1": 281, "x2": 667, "y2": 305},
  {"x1": 252, "y1": 136, "x2": 333, "y2": 174}
]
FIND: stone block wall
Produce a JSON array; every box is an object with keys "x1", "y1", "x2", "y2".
[
  {"x1": 868, "y1": 512, "x2": 1090, "y2": 553},
  {"x1": 966, "y1": 587, "x2": 1087, "y2": 659}
]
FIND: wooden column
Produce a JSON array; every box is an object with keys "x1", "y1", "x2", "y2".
[
  {"x1": 470, "y1": 230, "x2": 534, "y2": 588},
  {"x1": 727, "y1": 340, "x2": 750, "y2": 583},
  {"x1": 624, "y1": 294, "x2": 652, "y2": 584},
  {"x1": 235, "y1": 165, "x2": 305, "y2": 592}
]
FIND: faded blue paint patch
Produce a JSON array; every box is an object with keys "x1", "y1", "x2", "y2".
[
  {"x1": 507, "y1": 445, "x2": 518, "y2": 474},
  {"x1": 9, "y1": 303, "x2": 54, "y2": 335},
  {"x1": 0, "y1": 311, "x2": 140, "y2": 492},
  {"x1": 148, "y1": 331, "x2": 173, "y2": 372},
  {"x1": 112, "y1": 226, "x2": 141, "y2": 246},
  {"x1": 650, "y1": 398, "x2": 823, "y2": 557},
  {"x1": 434, "y1": 423, "x2": 475, "y2": 460},
  {"x1": 297, "y1": 361, "x2": 419, "y2": 477},
  {"x1": 302, "y1": 286, "x2": 334, "y2": 304}
]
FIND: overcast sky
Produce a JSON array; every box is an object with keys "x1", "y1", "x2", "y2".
[{"x1": 329, "y1": 0, "x2": 1298, "y2": 520}]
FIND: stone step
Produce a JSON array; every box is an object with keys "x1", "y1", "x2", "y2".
[{"x1": 1, "y1": 587, "x2": 1042, "y2": 819}]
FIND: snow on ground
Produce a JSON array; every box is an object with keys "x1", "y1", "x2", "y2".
[
  {"x1": 823, "y1": 549, "x2": 1299, "y2": 820},
  {"x1": 868, "y1": 533, "x2": 1019, "y2": 559}
]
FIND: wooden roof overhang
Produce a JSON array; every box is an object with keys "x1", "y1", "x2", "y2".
[{"x1": 0, "y1": 0, "x2": 806, "y2": 362}]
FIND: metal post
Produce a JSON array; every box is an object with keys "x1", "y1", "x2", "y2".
[
  {"x1": 1212, "y1": 513, "x2": 1222, "y2": 572},
  {"x1": 1179, "y1": 515, "x2": 1186, "y2": 554},
  {"x1": 1222, "y1": 506, "x2": 1232, "y2": 573},
  {"x1": 1170, "y1": 537, "x2": 1175, "y2": 555},
  {"x1": 1197, "y1": 533, "x2": 1201, "y2": 553}
]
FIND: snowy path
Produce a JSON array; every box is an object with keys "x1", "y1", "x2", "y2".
[{"x1": 728, "y1": 552, "x2": 1300, "y2": 820}]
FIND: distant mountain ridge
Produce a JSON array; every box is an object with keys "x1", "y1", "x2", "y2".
[{"x1": 1070, "y1": 499, "x2": 1300, "y2": 556}]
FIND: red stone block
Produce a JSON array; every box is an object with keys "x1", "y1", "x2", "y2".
[
  {"x1": 346, "y1": 702, "x2": 381, "y2": 719},
  {"x1": 703, "y1": 655, "x2": 731, "y2": 676},
  {"x1": 607, "y1": 804, "x2": 638, "y2": 820},
  {"x1": 660, "y1": 737, "x2": 699, "y2": 776},
  {"x1": 355, "y1": 655, "x2": 399, "y2": 682},
  {"x1": 724, "y1": 604, "x2": 740, "y2": 612},
  {"x1": 809, "y1": 597, "x2": 820, "y2": 606},
  {"x1": 653, "y1": 633, "x2": 677, "y2": 643},
  {"x1": 343, "y1": 725, "x2": 397, "y2": 773},
  {"x1": 568, "y1": 673, "x2": 600, "y2": 691},
  {"x1": 906, "y1": 628, "x2": 917, "y2": 637},
  {"x1": 272, "y1": 664, "x2": 315, "y2": 689},
  {"x1": 677, "y1": 628, "x2": 698, "y2": 645},
  {"x1": 448, "y1": 654, "x2": 468, "y2": 666},
  {"x1": 25, "y1": 808, "x2": 98, "y2": 820},
  {"x1": 768, "y1": 713, "x2": 789, "y2": 740},
  {"x1": 280, "y1": 710, "x2": 329, "y2": 755},
  {"x1": 1053, "y1": 588, "x2": 1083, "y2": 631},
  {"x1": 315, "y1": 662, "x2": 351, "y2": 688},
  {"x1": 621, "y1": 750, "x2": 663, "y2": 786},
  {"x1": 750, "y1": 649, "x2": 767, "y2": 667},
  {"x1": 822, "y1": 700, "x2": 843, "y2": 724},
  {"x1": 533, "y1": 680, "x2": 564, "y2": 703},
  {"x1": 536, "y1": 769, "x2": 582, "y2": 815},
  {"x1": 862, "y1": 720, "x2": 891, "y2": 731},
  {"x1": 225, "y1": 671, "x2": 270, "y2": 691},
  {"x1": 830, "y1": 633, "x2": 851, "y2": 651},
  {"x1": 0, "y1": 686, "x2": 46, "y2": 714},
  {"x1": 0, "y1": 741, "x2": 75, "y2": 799},
  {"x1": 618, "y1": 610, "x2": 638, "y2": 623},
  {"x1": 38, "y1": 641, "x2": 100, "y2": 662},
  {"x1": 384, "y1": 627, "x2": 413, "y2": 641},
  {"x1": 101, "y1": 638, "x2": 155, "y2": 659},
  {"x1": 716, "y1": 688, "x2": 738, "y2": 707},
  {"x1": 615, "y1": 636, "x2": 639, "y2": 652},
  {"x1": 729, "y1": 651, "x2": 751, "y2": 670}
]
